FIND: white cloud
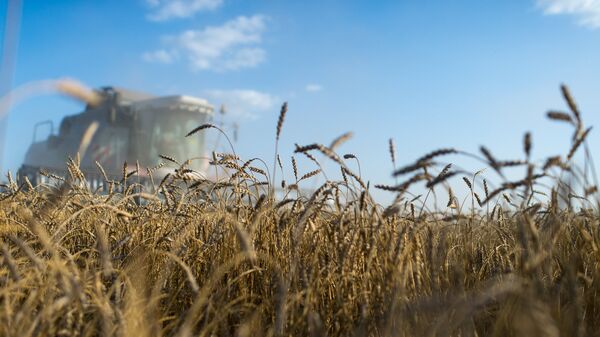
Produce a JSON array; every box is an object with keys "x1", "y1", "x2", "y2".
[
  {"x1": 144, "y1": 15, "x2": 267, "y2": 71},
  {"x1": 537, "y1": 0, "x2": 600, "y2": 28},
  {"x1": 204, "y1": 89, "x2": 278, "y2": 118},
  {"x1": 305, "y1": 84, "x2": 323, "y2": 92},
  {"x1": 146, "y1": 0, "x2": 223, "y2": 21},
  {"x1": 142, "y1": 49, "x2": 177, "y2": 63}
]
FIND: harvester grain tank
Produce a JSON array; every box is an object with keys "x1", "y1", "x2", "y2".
[{"x1": 18, "y1": 86, "x2": 214, "y2": 185}]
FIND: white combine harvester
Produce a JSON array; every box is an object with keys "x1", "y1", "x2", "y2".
[{"x1": 17, "y1": 86, "x2": 214, "y2": 188}]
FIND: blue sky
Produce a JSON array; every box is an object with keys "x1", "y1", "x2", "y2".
[{"x1": 2, "y1": 0, "x2": 600, "y2": 202}]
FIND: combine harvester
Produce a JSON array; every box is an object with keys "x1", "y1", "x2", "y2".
[{"x1": 17, "y1": 86, "x2": 214, "y2": 190}]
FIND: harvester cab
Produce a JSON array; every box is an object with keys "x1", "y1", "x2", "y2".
[{"x1": 18, "y1": 87, "x2": 214, "y2": 186}]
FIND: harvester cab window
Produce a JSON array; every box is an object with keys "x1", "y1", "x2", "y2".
[{"x1": 150, "y1": 113, "x2": 203, "y2": 166}]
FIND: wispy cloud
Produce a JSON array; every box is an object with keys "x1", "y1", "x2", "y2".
[
  {"x1": 305, "y1": 84, "x2": 323, "y2": 92},
  {"x1": 203, "y1": 89, "x2": 277, "y2": 118},
  {"x1": 536, "y1": 0, "x2": 600, "y2": 28},
  {"x1": 145, "y1": 0, "x2": 223, "y2": 21},
  {"x1": 144, "y1": 15, "x2": 267, "y2": 71},
  {"x1": 142, "y1": 49, "x2": 177, "y2": 63}
]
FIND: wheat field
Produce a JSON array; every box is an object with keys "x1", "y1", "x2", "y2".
[{"x1": 1, "y1": 85, "x2": 599, "y2": 337}]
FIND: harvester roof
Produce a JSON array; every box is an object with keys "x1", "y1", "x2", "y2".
[{"x1": 132, "y1": 95, "x2": 214, "y2": 114}]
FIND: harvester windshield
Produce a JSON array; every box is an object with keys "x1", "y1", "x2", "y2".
[
  {"x1": 150, "y1": 113, "x2": 202, "y2": 164},
  {"x1": 132, "y1": 95, "x2": 213, "y2": 172}
]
